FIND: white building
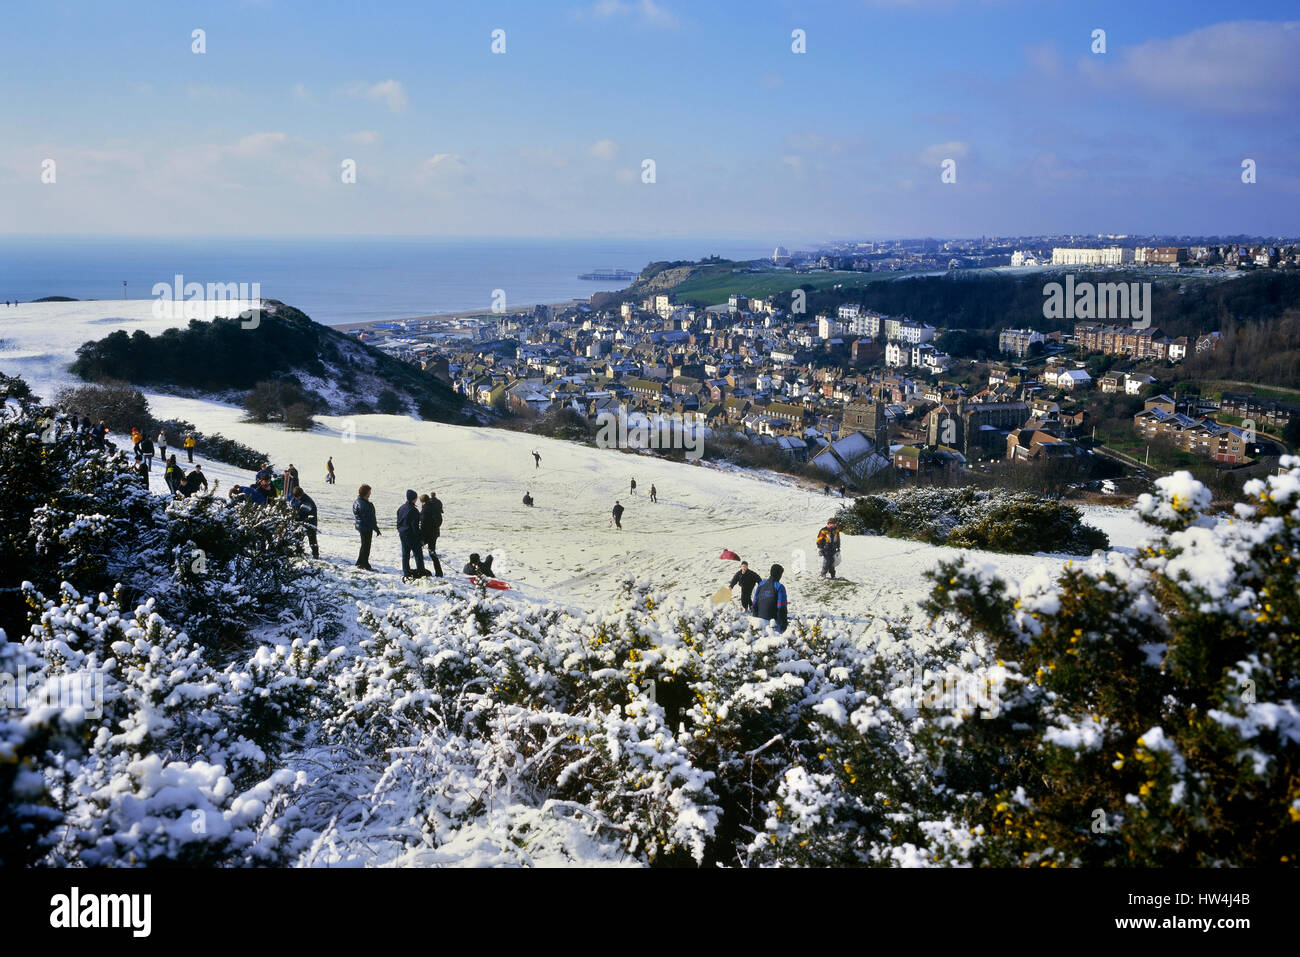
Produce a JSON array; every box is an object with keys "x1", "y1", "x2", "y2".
[
  {"x1": 885, "y1": 341, "x2": 908, "y2": 367},
  {"x1": 998, "y1": 328, "x2": 1045, "y2": 357},
  {"x1": 895, "y1": 321, "x2": 937, "y2": 345},
  {"x1": 1125, "y1": 374, "x2": 1157, "y2": 395},
  {"x1": 1051, "y1": 247, "x2": 1134, "y2": 266},
  {"x1": 818, "y1": 316, "x2": 845, "y2": 339},
  {"x1": 1050, "y1": 368, "x2": 1092, "y2": 391}
]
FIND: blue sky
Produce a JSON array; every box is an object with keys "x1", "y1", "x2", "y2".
[{"x1": 1, "y1": 0, "x2": 1297, "y2": 240}]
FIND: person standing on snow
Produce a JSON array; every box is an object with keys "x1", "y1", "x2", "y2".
[
  {"x1": 649, "y1": 484, "x2": 657, "y2": 503},
  {"x1": 164, "y1": 455, "x2": 184, "y2": 495},
  {"x1": 396, "y1": 489, "x2": 428, "y2": 580},
  {"x1": 184, "y1": 432, "x2": 196, "y2": 463},
  {"x1": 353, "y1": 484, "x2": 380, "y2": 570},
  {"x1": 751, "y1": 564, "x2": 789, "y2": 633},
  {"x1": 420, "y1": 492, "x2": 444, "y2": 577},
  {"x1": 532, "y1": 451, "x2": 541, "y2": 469},
  {"x1": 729, "y1": 560, "x2": 761, "y2": 611},
  {"x1": 630, "y1": 477, "x2": 637, "y2": 496},
  {"x1": 325, "y1": 456, "x2": 336, "y2": 484},
  {"x1": 290, "y1": 485, "x2": 320, "y2": 559},
  {"x1": 138, "y1": 433, "x2": 155, "y2": 471},
  {"x1": 816, "y1": 517, "x2": 841, "y2": 579},
  {"x1": 156, "y1": 429, "x2": 168, "y2": 461},
  {"x1": 611, "y1": 500, "x2": 624, "y2": 529}
]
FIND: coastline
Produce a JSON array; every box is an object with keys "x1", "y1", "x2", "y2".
[{"x1": 328, "y1": 297, "x2": 595, "y2": 331}]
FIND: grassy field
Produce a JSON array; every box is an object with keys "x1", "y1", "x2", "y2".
[
  {"x1": 670, "y1": 268, "x2": 903, "y2": 305},
  {"x1": 1101, "y1": 422, "x2": 1202, "y2": 471},
  {"x1": 1204, "y1": 380, "x2": 1300, "y2": 401}
]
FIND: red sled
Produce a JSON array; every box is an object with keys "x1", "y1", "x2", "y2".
[
  {"x1": 469, "y1": 576, "x2": 511, "y2": 591},
  {"x1": 718, "y1": 549, "x2": 739, "y2": 561}
]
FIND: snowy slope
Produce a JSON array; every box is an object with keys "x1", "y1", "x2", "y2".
[{"x1": 0, "y1": 299, "x2": 1154, "y2": 626}]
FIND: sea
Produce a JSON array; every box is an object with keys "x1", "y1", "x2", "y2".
[{"x1": 0, "y1": 237, "x2": 776, "y2": 326}]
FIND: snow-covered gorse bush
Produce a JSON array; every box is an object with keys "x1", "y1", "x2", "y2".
[
  {"x1": 2, "y1": 585, "x2": 336, "y2": 865},
  {"x1": 0, "y1": 373, "x2": 337, "y2": 865},
  {"x1": 0, "y1": 373, "x2": 313, "y2": 646},
  {"x1": 290, "y1": 579, "x2": 987, "y2": 866},
  {"x1": 915, "y1": 464, "x2": 1300, "y2": 866},
  {"x1": 835, "y1": 486, "x2": 1110, "y2": 555}
]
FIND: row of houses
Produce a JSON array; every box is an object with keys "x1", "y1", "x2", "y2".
[{"x1": 1134, "y1": 396, "x2": 1253, "y2": 463}]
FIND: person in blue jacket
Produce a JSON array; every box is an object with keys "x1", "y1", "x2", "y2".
[
  {"x1": 244, "y1": 480, "x2": 270, "y2": 505},
  {"x1": 353, "y1": 484, "x2": 380, "y2": 570},
  {"x1": 396, "y1": 489, "x2": 428, "y2": 580},
  {"x1": 751, "y1": 563, "x2": 789, "y2": 633}
]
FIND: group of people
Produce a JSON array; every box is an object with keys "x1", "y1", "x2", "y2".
[
  {"x1": 354, "y1": 485, "x2": 446, "y2": 581},
  {"x1": 627, "y1": 477, "x2": 658, "y2": 502},
  {"x1": 609, "y1": 479, "x2": 659, "y2": 529},
  {"x1": 226, "y1": 462, "x2": 320, "y2": 558},
  {"x1": 722, "y1": 518, "x2": 842, "y2": 633},
  {"x1": 727, "y1": 559, "x2": 789, "y2": 633},
  {"x1": 62, "y1": 412, "x2": 111, "y2": 449}
]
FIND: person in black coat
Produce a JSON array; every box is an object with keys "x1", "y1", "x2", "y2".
[
  {"x1": 163, "y1": 455, "x2": 184, "y2": 496},
  {"x1": 462, "y1": 552, "x2": 494, "y2": 578},
  {"x1": 181, "y1": 464, "x2": 208, "y2": 497},
  {"x1": 290, "y1": 486, "x2": 319, "y2": 558},
  {"x1": 396, "y1": 489, "x2": 427, "y2": 579},
  {"x1": 353, "y1": 484, "x2": 380, "y2": 570},
  {"x1": 419, "y1": 492, "x2": 444, "y2": 577},
  {"x1": 729, "y1": 560, "x2": 761, "y2": 611},
  {"x1": 611, "y1": 500, "x2": 624, "y2": 529}
]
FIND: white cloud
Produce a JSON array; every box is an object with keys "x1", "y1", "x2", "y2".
[
  {"x1": 228, "y1": 132, "x2": 289, "y2": 156},
  {"x1": 615, "y1": 168, "x2": 638, "y2": 183},
  {"x1": 580, "y1": 0, "x2": 678, "y2": 28},
  {"x1": 351, "y1": 79, "x2": 408, "y2": 113},
  {"x1": 292, "y1": 83, "x2": 311, "y2": 102},
  {"x1": 1080, "y1": 20, "x2": 1300, "y2": 114},
  {"x1": 347, "y1": 130, "x2": 381, "y2": 145},
  {"x1": 419, "y1": 153, "x2": 468, "y2": 177},
  {"x1": 588, "y1": 139, "x2": 620, "y2": 160}
]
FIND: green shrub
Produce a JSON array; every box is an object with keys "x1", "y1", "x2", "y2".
[{"x1": 836, "y1": 486, "x2": 1109, "y2": 554}]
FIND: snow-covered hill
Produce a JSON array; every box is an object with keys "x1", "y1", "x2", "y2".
[
  {"x1": 0, "y1": 299, "x2": 1152, "y2": 623},
  {"x1": 7, "y1": 299, "x2": 1292, "y2": 870}
]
